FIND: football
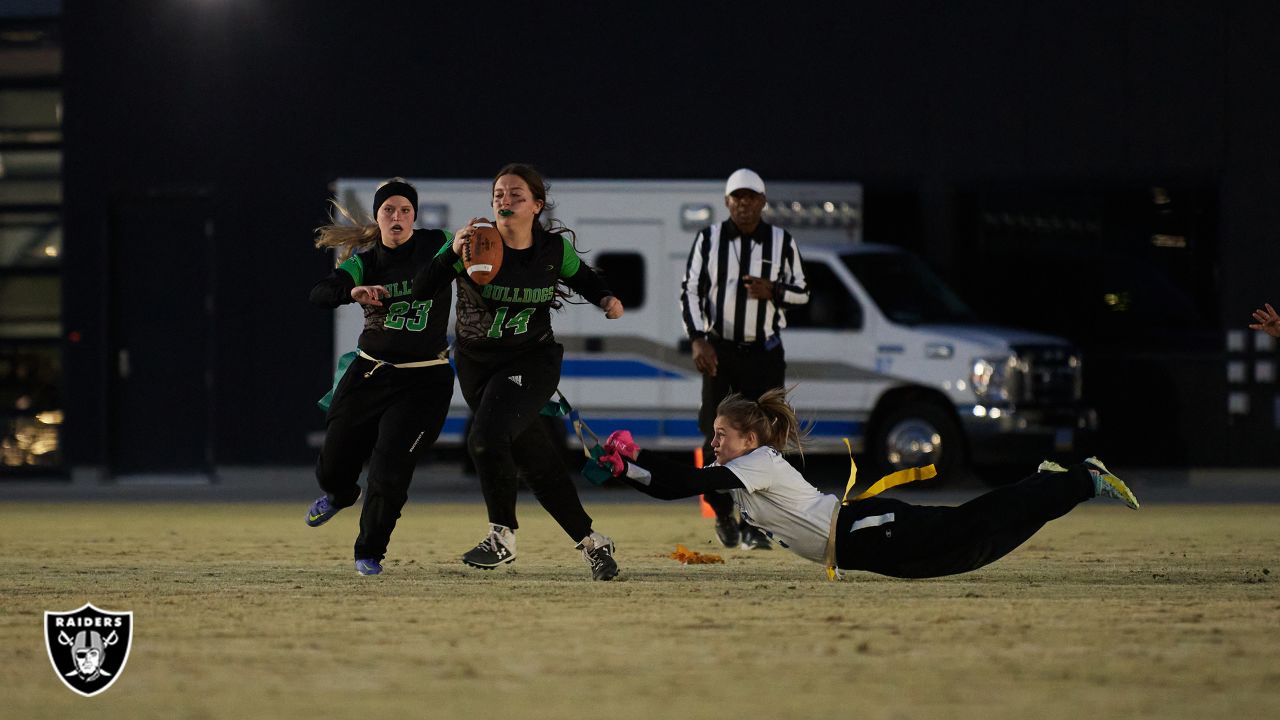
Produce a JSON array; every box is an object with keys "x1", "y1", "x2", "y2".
[{"x1": 463, "y1": 222, "x2": 504, "y2": 285}]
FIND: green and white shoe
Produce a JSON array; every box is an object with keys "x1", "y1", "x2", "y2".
[
  {"x1": 1037, "y1": 459, "x2": 1069, "y2": 473},
  {"x1": 1084, "y1": 456, "x2": 1139, "y2": 510}
]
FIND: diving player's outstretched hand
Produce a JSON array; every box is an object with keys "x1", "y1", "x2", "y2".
[
  {"x1": 601, "y1": 295, "x2": 624, "y2": 319},
  {"x1": 597, "y1": 429, "x2": 638, "y2": 478},
  {"x1": 351, "y1": 285, "x2": 390, "y2": 307},
  {"x1": 603, "y1": 430, "x2": 640, "y2": 460}
]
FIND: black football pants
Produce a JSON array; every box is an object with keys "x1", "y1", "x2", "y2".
[
  {"x1": 456, "y1": 343, "x2": 594, "y2": 541},
  {"x1": 315, "y1": 358, "x2": 454, "y2": 561},
  {"x1": 835, "y1": 465, "x2": 1096, "y2": 578}
]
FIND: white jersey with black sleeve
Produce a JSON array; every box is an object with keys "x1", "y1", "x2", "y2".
[{"x1": 717, "y1": 446, "x2": 839, "y2": 564}]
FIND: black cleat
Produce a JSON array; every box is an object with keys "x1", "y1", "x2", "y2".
[
  {"x1": 462, "y1": 523, "x2": 517, "y2": 569},
  {"x1": 740, "y1": 521, "x2": 773, "y2": 550},
  {"x1": 714, "y1": 514, "x2": 741, "y2": 548},
  {"x1": 577, "y1": 532, "x2": 619, "y2": 581}
]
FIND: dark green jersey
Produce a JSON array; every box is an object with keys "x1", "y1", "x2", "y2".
[
  {"x1": 414, "y1": 227, "x2": 612, "y2": 362},
  {"x1": 309, "y1": 230, "x2": 453, "y2": 364}
]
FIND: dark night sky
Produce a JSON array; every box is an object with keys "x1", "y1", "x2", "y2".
[{"x1": 58, "y1": 1, "x2": 1280, "y2": 466}]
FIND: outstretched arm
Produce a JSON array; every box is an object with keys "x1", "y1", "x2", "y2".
[
  {"x1": 557, "y1": 236, "x2": 624, "y2": 318},
  {"x1": 597, "y1": 431, "x2": 744, "y2": 499},
  {"x1": 617, "y1": 450, "x2": 745, "y2": 500}
]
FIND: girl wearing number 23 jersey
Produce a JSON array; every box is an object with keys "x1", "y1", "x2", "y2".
[
  {"x1": 305, "y1": 179, "x2": 455, "y2": 576},
  {"x1": 414, "y1": 163, "x2": 625, "y2": 580}
]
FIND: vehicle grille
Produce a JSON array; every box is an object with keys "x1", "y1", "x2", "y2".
[{"x1": 1010, "y1": 344, "x2": 1081, "y2": 406}]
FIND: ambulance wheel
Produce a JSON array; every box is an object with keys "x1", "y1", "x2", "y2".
[{"x1": 869, "y1": 401, "x2": 964, "y2": 479}]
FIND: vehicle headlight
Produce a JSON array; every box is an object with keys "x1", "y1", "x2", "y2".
[{"x1": 971, "y1": 354, "x2": 1017, "y2": 404}]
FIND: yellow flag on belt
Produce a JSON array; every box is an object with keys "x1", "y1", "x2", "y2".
[{"x1": 839, "y1": 437, "x2": 936, "y2": 504}]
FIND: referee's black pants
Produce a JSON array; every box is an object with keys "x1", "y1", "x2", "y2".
[
  {"x1": 698, "y1": 338, "x2": 786, "y2": 519},
  {"x1": 316, "y1": 358, "x2": 454, "y2": 561},
  {"x1": 456, "y1": 342, "x2": 594, "y2": 542},
  {"x1": 835, "y1": 465, "x2": 1095, "y2": 578}
]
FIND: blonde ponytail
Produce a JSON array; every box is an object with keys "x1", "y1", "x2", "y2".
[
  {"x1": 716, "y1": 386, "x2": 808, "y2": 455},
  {"x1": 314, "y1": 199, "x2": 379, "y2": 265}
]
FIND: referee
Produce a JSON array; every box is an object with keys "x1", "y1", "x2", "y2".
[{"x1": 680, "y1": 168, "x2": 809, "y2": 549}]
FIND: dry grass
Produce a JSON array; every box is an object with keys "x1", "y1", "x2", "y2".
[{"x1": 1, "y1": 499, "x2": 1278, "y2": 720}]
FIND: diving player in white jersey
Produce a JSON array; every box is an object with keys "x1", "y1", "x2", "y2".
[{"x1": 597, "y1": 388, "x2": 1139, "y2": 579}]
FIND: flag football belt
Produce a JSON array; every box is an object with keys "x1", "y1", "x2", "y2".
[
  {"x1": 317, "y1": 348, "x2": 450, "y2": 411},
  {"x1": 356, "y1": 348, "x2": 450, "y2": 378},
  {"x1": 822, "y1": 437, "x2": 937, "y2": 581},
  {"x1": 540, "y1": 390, "x2": 614, "y2": 485}
]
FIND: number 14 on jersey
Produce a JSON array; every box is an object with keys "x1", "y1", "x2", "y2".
[{"x1": 487, "y1": 306, "x2": 535, "y2": 338}]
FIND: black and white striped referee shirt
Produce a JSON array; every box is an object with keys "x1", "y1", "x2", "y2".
[{"x1": 680, "y1": 220, "x2": 809, "y2": 345}]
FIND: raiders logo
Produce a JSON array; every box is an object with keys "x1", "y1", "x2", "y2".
[{"x1": 44, "y1": 603, "x2": 134, "y2": 697}]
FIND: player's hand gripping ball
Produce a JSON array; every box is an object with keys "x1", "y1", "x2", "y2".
[{"x1": 463, "y1": 222, "x2": 504, "y2": 285}]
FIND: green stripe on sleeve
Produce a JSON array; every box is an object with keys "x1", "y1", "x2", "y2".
[
  {"x1": 337, "y1": 254, "x2": 364, "y2": 286},
  {"x1": 560, "y1": 235, "x2": 581, "y2": 277}
]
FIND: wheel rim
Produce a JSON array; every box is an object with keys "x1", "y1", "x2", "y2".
[{"x1": 884, "y1": 418, "x2": 943, "y2": 468}]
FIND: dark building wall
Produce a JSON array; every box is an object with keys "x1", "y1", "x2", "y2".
[{"x1": 61, "y1": 1, "x2": 1280, "y2": 468}]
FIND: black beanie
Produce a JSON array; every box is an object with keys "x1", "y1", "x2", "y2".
[{"x1": 372, "y1": 180, "x2": 418, "y2": 216}]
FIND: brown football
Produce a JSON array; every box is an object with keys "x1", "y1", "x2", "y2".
[{"x1": 463, "y1": 222, "x2": 504, "y2": 285}]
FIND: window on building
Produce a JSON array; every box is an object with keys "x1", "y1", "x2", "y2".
[{"x1": 0, "y1": 11, "x2": 63, "y2": 476}]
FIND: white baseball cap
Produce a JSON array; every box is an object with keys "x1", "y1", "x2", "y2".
[{"x1": 725, "y1": 168, "x2": 766, "y2": 196}]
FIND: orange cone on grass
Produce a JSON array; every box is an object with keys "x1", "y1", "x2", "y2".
[{"x1": 694, "y1": 447, "x2": 715, "y2": 518}]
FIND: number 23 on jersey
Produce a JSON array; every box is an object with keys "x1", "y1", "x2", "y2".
[{"x1": 383, "y1": 299, "x2": 432, "y2": 331}]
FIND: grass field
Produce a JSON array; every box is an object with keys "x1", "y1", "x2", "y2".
[{"x1": 1, "y1": 499, "x2": 1278, "y2": 720}]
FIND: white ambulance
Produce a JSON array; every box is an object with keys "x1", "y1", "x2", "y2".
[{"x1": 331, "y1": 178, "x2": 1093, "y2": 475}]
